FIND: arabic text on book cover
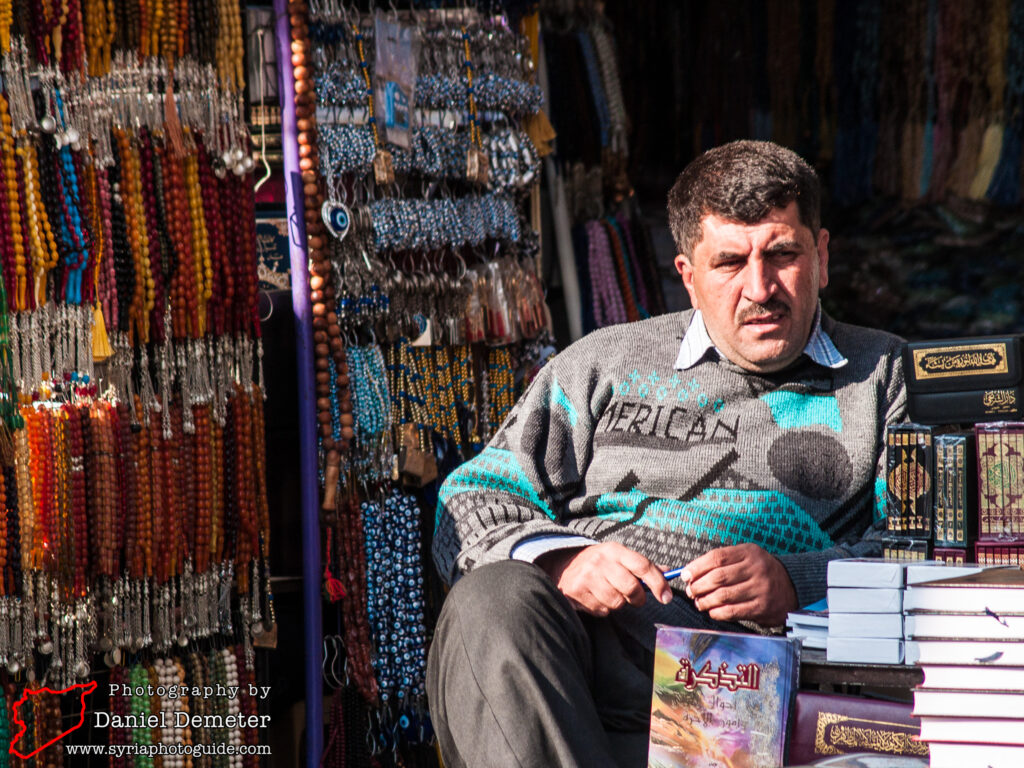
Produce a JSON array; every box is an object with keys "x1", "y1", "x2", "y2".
[{"x1": 647, "y1": 627, "x2": 800, "y2": 768}]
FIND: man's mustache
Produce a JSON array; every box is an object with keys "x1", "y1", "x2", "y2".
[{"x1": 737, "y1": 299, "x2": 790, "y2": 323}]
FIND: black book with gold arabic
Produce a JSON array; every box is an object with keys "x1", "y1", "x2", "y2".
[{"x1": 903, "y1": 335, "x2": 1022, "y2": 394}]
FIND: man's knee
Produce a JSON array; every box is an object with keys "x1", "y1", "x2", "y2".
[{"x1": 440, "y1": 559, "x2": 567, "y2": 635}]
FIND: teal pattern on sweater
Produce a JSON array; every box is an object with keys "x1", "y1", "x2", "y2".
[
  {"x1": 592, "y1": 489, "x2": 833, "y2": 554},
  {"x1": 551, "y1": 379, "x2": 578, "y2": 426},
  {"x1": 760, "y1": 391, "x2": 843, "y2": 432},
  {"x1": 437, "y1": 447, "x2": 556, "y2": 524}
]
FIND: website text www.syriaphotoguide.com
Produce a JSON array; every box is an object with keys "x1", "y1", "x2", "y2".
[{"x1": 65, "y1": 744, "x2": 271, "y2": 758}]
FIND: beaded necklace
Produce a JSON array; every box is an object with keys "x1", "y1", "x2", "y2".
[
  {"x1": 129, "y1": 663, "x2": 155, "y2": 768},
  {"x1": 586, "y1": 219, "x2": 627, "y2": 327},
  {"x1": 0, "y1": 96, "x2": 24, "y2": 312},
  {"x1": 361, "y1": 490, "x2": 427, "y2": 709},
  {"x1": 17, "y1": 137, "x2": 60, "y2": 308},
  {"x1": 221, "y1": 646, "x2": 243, "y2": 767},
  {"x1": 183, "y1": 145, "x2": 211, "y2": 335},
  {"x1": 461, "y1": 25, "x2": 488, "y2": 185},
  {"x1": 602, "y1": 218, "x2": 640, "y2": 322},
  {"x1": 351, "y1": 21, "x2": 394, "y2": 186},
  {"x1": 346, "y1": 343, "x2": 391, "y2": 480},
  {"x1": 154, "y1": 656, "x2": 187, "y2": 768},
  {"x1": 337, "y1": 494, "x2": 377, "y2": 705},
  {"x1": 487, "y1": 346, "x2": 515, "y2": 435}
]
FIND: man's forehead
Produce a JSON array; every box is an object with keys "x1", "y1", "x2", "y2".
[{"x1": 697, "y1": 207, "x2": 808, "y2": 247}]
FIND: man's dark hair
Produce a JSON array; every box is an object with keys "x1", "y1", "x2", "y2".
[{"x1": 667, "y1": 140, "x2": 821, "y2": 259}]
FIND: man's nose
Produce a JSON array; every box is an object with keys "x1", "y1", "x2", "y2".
[{"x1": 742, "y1": 257, "x2": 776, "y2": 303}]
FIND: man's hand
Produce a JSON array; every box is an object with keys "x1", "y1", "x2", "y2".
[
  {"x1": 536, "y1": 542, "x2": 674, "y2": 617},
  {"x1": 683, "y1": 543, "x2": 797, "y2": 626}
]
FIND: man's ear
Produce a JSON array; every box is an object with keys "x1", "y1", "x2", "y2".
[
  {"x1": 674, "y1": 253, "x2": 699, "y2": 308},
  {"x1": 817, "y1": 229, "x2": 830, "y2": 290}
]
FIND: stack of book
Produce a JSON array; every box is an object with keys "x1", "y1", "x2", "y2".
[
  {"x1": 904, "y1": 567, "x2": 1024, "y2": 767},
  {"x1": 825, "y1": 559, "x2": 907, "y2": 664},
  {"x1": 785, "y1": 598, "x2": 828, "y2": 649}
]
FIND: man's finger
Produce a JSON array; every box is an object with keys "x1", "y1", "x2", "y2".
[
  {"x1": 587, "y1": 577, "x2": 631, "y2": 612},
  {"x1": 692, "y1": 583, "x2": 749, "y2": 613},
  {"x1": 687, "y1": 560, "x2": 754, "y2": 599},
  {"x1": 683, "y1": 544, "x2": 747, "y2": 583},
  {"x1": 603, "y1": 566, "x2": 649, "y2": 607}
]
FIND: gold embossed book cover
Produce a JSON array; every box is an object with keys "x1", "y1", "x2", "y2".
[{"x1": 647, "y1": 627, "x2": 799, "y2": 768}]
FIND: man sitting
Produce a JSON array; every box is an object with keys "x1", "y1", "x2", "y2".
[{"x1": 428, "y1": 140, "x2": 906, "y2": 767}]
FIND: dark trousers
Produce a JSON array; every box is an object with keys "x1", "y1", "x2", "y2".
[{"x1": 426, "y1": 560, "x2": 740, "y2": 768}]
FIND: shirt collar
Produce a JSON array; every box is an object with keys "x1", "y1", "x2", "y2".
[{"x1": 674, "y1": 303, "x2": 848, "y2": 370}]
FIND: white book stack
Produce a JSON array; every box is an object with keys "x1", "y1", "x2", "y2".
[
  {"x1": 785, "y1": 599, "x2": 828, "y2": 649},
  {"x1": 825, "y1": 558, "x2": 910, "y2": 664},
  {"x1": 904, "y1": 566, "x2": 1024, "y2": 768}
]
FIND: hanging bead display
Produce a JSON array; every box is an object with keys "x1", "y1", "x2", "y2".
[
  {"x1": 0, "y1": 3, "x2": 274, "y2": 750},
  {"x1": 296, "y1": 0, "x2": 557, "y2": 764}
]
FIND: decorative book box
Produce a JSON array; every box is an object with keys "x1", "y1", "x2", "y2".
[
  {"x1": 904, "y1": 335, "x2": 1024, "y2": 424},
  {"x1": 885, "y1": 424, "x2": 935, "y2": 538},
  {"x1": 787, "y1": 691, "x2": 927, "y2": 763},
  {"x1": 974, "y1": 422, "x2": 1024, "y2": 541},
  {"x1": 932, "y1": 433, "x2": 976, "y2": 549}
]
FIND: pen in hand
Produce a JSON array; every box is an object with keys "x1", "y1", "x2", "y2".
[{"x1": 662, "y1": 567, "x2": 689, "y2": 582}]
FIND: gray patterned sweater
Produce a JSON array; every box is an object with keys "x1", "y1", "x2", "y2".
[{"x1": 433, "y1": 310, "x2": 906, "y2": 607}]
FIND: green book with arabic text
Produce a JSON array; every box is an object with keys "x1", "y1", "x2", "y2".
[{"x1": 647, "y1": 627, "x2": 800, "y2": 768}]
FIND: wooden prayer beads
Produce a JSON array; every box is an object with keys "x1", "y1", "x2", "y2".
[{"x1": 289, "y1": 0, "x2": 352, "y2": 509}]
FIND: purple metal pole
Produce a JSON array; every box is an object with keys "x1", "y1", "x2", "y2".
[{"x1": 274, "y1": 2, "x2": 323, "y2": 765}]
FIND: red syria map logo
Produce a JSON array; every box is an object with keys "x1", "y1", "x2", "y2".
[{"x1": 8, "y1": 681, "x2": 97, "y2": 759}]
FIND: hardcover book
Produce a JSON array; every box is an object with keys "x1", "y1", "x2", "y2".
[
  {"x1": 920, "y1": 663, "x2": 1024, "y2": 690},
  {"x1": 908, "y1": 386, "x2": 1023, "y2": 424},
  {"x1": 975, "y1": 541, "x2": 1024, "y2": 565},
  {"x1": 881, "y1": 537, "x2": 930, "y2": 561},
  {"x1": 903, "y1": 565, "x2": 1024, "y2": 613},
  {"x1": 903, "y1": 335, "x2": 1022, "y2": 394},
  {"x1": 828, "y1": 613, "x2": 903, "y2": 639},
  {"x1": 787, "y1": 691, "x2": 927, "y2": 764},
  {"x1": 647, "y1": 627, "x2": 799, "y2": 768},
  {"x1": 826, "y1": 588, "x2": 902, "y2": 613},
  {"x1": 885, "y1": 425, "x2": 935, "y2": 538},
  {"x1": 904, "y1": 562, "x2": 990, "y2": 585},
  {"x1": 912, "y1": 688, "x2": 1024, "y2": 718},
  {"x1": 825, "y1": 637, "x2": 904, "y2": 664},
  {"x1": 974, "y1": 422, "x2": 1024, "y2": 540},
  {"x1": 905, "y1": 612, "x2": 1024, "y2": 640},
  {"x1": 917, "y1": 715, "x2": 1024, "y2": 746},
  {"x1": 906, "y1": 638, "x2": 1024, "y2": 666},
  {"x1": 826, "y1": 559, "x2": 909, "y2": 589},
  {"x1": 930, "y1": 547, "x2": 968, "y2": 565},
  {"x1": 932, "y1": 433, "x2": 976, "y2": 548},
  {"x1": 928, "y1": 741, "x2": 1024, "y2": 768},
  {"x1": 786, "y1": 605, "x2": 829, "y2": 650}
]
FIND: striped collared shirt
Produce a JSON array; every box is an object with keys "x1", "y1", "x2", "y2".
[{"x1": 673, "y1": 303, "x2": 848, "y2": 370}]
